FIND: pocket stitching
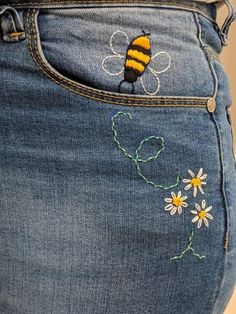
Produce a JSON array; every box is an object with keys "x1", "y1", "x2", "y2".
[{"x1": 27, "y1": 8, "x2": 210, "y2": 107}]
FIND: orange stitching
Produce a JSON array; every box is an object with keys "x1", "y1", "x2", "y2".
[
  {"x1": 9, "y1": 31, "x2": 25, "y2": 37},
  {"x1": 202, "y1": 47, "x2": 221, "y2": 63},
  {"x1": 27, "y1": 9, "x2": 209, "y2": 107},
  {"x1": 224, "y1": 231, "x2": 229, "y2": 250}
]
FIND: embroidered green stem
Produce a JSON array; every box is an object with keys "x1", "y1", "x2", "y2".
[
  {"x1": 111, "y1": 111, "x2": 180, "y2": 190},
  {"x1": 170, "y1": 231, "x2": 206, "y2": 261}
]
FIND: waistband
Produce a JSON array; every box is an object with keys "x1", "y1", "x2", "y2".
[
  {"x1": 0, "y1": 0, "x2": 235, "y2": 45},
  {"x1": 0, "y1": 0, "x2": 218, "y2": 21}
]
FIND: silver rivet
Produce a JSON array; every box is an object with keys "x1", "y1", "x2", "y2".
[{"x1": 207, "y1": 98, "x2": 216, "y2": 113}]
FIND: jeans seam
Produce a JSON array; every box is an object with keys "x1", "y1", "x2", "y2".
[
  {"x1": 226, "y1": 107, "x2": 236, "y2": 170},
  {"x1": 193, "y1": 12, "x2": 219, "y2": 100},
  {"x1": 193, "y1": 10, "x2": 232, "y2": 314},
  {"x1": 202, "y1": 46, "x2": 221, "y2": 63},
  {"x1": 210, "y1": 112, "x2": 231, "y2": 314}
]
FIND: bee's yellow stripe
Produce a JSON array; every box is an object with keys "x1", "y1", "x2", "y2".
[
  {"x1": 132, "y1": 36, "x2": 151, "y2": 50},
  {"x1": 127, "y1": 49, "x2": 151, "y2": 65},
  {"x1": 125, "y1": 59, "x2": 145, "y2": 73}
]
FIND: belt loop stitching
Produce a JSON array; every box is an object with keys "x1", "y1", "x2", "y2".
[
  {"x1": 219, "y1": 0, "x2": 236, "y2": 46},
  {"x1": 0, "y1": 5, "x2": 25, "y2": 42}
]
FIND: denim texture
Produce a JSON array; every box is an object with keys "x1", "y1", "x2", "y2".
[{"x1": 0, "y1": 1, "x2": 236, "y2": 313}]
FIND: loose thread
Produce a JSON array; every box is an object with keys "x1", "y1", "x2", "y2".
[
  {"x1": 111, "y1": 111, "x2": 181, "y2": 190},
  {"x1": 170, "y1": 231, "x2": 206, "y2": 261}
]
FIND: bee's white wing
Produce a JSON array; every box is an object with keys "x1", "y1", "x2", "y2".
[
  {"x1": 102, "y1": 55, "x2": 125, "y2": 76},
  {"x1": 140, "y1": 67, "x2": 160, "y2": 96},
  {"x1": 102, "y1": 30, "x2": 129, "y2": 76},
  {"x1": 110, "y1": 30, "x2": 129, "y2": 56},
  {"x1": 149, "y1": 51, "x2": 171, "y2": 74}
]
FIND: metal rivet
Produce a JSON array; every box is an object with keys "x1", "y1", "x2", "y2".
[{"x1": 207, "y1": 98, "x2": 216, "y2": 113}]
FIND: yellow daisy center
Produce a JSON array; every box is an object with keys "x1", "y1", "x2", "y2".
[
  {"x1": 191, "y1": 177, "x2": 202, "y2": 187},
  {"x1": 172, "y1": 196, "x2": 183, "y2": 207},
  {"x1": 198, "y1": 211, "x2": 206, "y2": 219}
]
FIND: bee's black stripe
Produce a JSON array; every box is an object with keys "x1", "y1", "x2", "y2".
[
  {"x1": 126, "y1": 55, "x2": 148, "y2": 67},
  {"x1": 128, "y1": 44, "x2": 151, "y2": 56},
  {"x1": 125, "y1": 66, "x2": 143, "y2": 76}
]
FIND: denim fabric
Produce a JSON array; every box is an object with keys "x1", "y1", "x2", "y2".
[{"x1": 0, "y1": 1, "x2": 236, "y2": 313}]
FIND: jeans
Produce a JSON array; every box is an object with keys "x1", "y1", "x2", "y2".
[{"x1": 0, "y1": 0, "x2": 236, "y2": 313}]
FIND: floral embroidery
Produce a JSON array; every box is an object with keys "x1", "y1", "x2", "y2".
[
  {"x1": 102, "y1": 30, "x2": 171, "y2": 95},
  {"x1": 164, "y1": 191, "x2": 188, "y2": 215},
  {"x1": 191, "y1": 200, "x2": 213, "y2": 228},
  {"x1": 183, "y1": 168, "x2": 207, "y2": 197}
]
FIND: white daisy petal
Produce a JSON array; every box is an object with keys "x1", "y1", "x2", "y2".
[
  {"x1": 165, "y1": 204, "x2": 173, "y2": 211},
  {"x1": 202, "y1": 200, "x2": 206, "y2": 209},
  {"x1": 206, "y1": 213, "x2": 213, "y2": 220},
  {"x1": 193, "y1": 186, "x2": 197, "y2": 197},
  {"x1": 182, "y1": 202, "x2": 188, "y2": 208},
  {"x1": 183, "y1": 179, "x2": 191, "y2": 183},
  {"x1": 197, "y1": 219, "x2": 202, "y2": 229},
  {"x1": 170, "y1": 207, "x2": 177, "y2": 215},
  {"x1": 203, "y1": 218, "x2": 209, "y2": 227},
  {"x1": 205, "y1": 206, "x2": 212, "y2": 212},
  {"x1": 195, "y1": 203, "x2": 201, "y2": 211},
  {"x1": 192, "y1": 216, "x2": 199, "y2": 223},
  {"x1": 177, "y1": 191, "x2": 182, "y2": 197},
  {"x1": 198, "y1": 186, "x2": 205, "y2": 195},
  {"x1": 184, "y1": 184, "x2": 192, "y2": 190},
  {"x1": 188, "y1": 169, "x2": 195, "y2": 177},
  {"x1": 164, "y1": 198, "x2": 172, "y2": 203},
  {"x1": 201, "y1": 182, "x2": 207, "y2": 185},
  {"x1": 200, "y1": 174, "x2": 207, "y2": 180},
  {"x1": 197, "y1": 168, "x2": 203, "y2": 178},
  {"x1": 191, "y1": 210, "x2": 198, "y2": 215},
  {"x1": 171, "y1": 192, "x2": 176, "y2": 198},
  {"x1": 178, "y1": 206, "x2": 182, "y2": 214},
  {"x1": 182, "y1": 196, "x2": 188, "y2": 201}
]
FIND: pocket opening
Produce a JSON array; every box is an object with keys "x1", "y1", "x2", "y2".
[{"x1": 26, "y1": 8, "x2": 215, "y2": 108}]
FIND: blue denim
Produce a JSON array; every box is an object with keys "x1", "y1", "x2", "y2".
[{"x1": 0, "y1": 1, "x2": 236, "y2": 313}]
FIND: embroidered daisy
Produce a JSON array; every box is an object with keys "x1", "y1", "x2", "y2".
[
  {"x1": 164, "y1": 191, "x2": 188, "y2": 215},
  {"x1": 191, "y1": 200, "x2": 213, "y2": 228},
  {"x1": 183, "y1": 168, "x2": 207, "y2": 197}
]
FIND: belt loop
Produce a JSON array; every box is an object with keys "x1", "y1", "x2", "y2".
[
  {"x1": 218, "y1": 0, "x2": 236, "y2": 46},
  {"x1": 0, "y1": 6, "x2": 25, "y2": 42}
]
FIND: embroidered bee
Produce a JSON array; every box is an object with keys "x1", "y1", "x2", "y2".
[{"x1": 102, "y1": 30, "x2": 171, "y2": 95}]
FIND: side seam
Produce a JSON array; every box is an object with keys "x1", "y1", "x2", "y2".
[{"x1": 193, "y1": 11, "x2": 231, "y2": 314}]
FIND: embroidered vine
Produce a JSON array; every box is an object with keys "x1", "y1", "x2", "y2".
[
  {"x1": 110, "y1": 110, "x2": 213, "y2": 261},
  {"x1": 111, "y1": 111, "x2": 181, "y2": 190},
  {"x1": 170, "y1": 230, "x2": 206, "y2": 261}
]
